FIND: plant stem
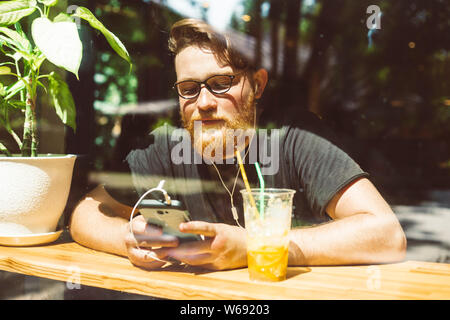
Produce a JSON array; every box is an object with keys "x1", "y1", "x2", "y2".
[
  {"x1": 22, "y1": 76, "x2": 37, "y2": 157},
  {"x1": 30, "y1": 97, "x2": 37, "y2": 157},
  {"x1": 15, "y1": 58, "x2": 24, "y2": 102},
  {"x1": 35, "y1": 5, "x2": 44, "y2": 17},
  {"x1": 0, "y1": 142, "x2": 12, "y2": 156},
  {"x1": 3, "y1": 107, "x2": 23, "y2": 149},
  {"x1": 22, "y1": 98, "x2": 32, "y2": 157}
]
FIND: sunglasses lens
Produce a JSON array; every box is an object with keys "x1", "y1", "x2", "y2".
[
  {"x1": 175, "y1": 75, "x2": 234, "y2": 99},
  {"x1": 207, "y1": 75, "x2": 232, "y2": 94},
  {"x1": 177, "y1": 81, "x2": 199, "y2": 99}
]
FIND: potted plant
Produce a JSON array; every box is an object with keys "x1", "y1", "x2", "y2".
[{"x1": 0, "y1": 0, "x2": 130, "y2": 244}]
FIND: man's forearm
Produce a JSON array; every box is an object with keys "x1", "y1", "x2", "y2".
[
  {"x1": 288, "y1": 213, "x2": 406, "y2": 266},
  {"x1": 69, "y1": 197, "x2": 129, "y2": 257}
]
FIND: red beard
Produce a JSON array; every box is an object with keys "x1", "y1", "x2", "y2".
[{"x1": 181, "y1": 91, "x2": 256, "y2": 162}]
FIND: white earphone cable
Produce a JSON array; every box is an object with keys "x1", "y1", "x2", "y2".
[
  {"x1": 210, "y1": 104, "x2": 257, "y2": 228},
  {"x1": 129, "y1": 180, "x2": 171, "y2": 263}
]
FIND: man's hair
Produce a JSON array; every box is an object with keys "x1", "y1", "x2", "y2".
[{"x1": 168, "y1": 18, "x2": 255, "y2": 72}]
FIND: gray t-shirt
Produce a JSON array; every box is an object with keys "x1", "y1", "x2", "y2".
[{"x1": 107, "y1": 114, "x2": 368, "y2": 227}]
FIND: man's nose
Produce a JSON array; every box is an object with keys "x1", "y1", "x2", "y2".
[{"x1": 196, "y1": 84, "x2": 217, "y2": 112}]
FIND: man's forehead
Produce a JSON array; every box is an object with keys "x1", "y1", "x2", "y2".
[{"x1": 175, "y1": 46, "x2": 233, "y2": 81}]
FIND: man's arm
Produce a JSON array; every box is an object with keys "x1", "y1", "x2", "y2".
[
  {"x1": 69, "y1": 185, "x2": 132, "y2": 257},
  {"x1": 70, "y1": 185, "x2": 178, "y2": 269},
  {"x1": 288, "y1": 177, "x2": 407, "y2": 266},
  {"x1": 173, "y1": 177, "x2": 406, "y2": 270}
]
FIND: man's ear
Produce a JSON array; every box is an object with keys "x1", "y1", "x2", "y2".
[{"x1": 253, "y1": 68, "x2": 268, "y2": 99}]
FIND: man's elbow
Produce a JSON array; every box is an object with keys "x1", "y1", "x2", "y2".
[
  {"x1": 69, "y1": 197, "x2": 95, "y2": 245},
  {"x1": 380, "y1": 216, "x2": 407, "y2": 263},
  {"x1": 391, "y1": 224, "x2": 407, "y2": 262},
  {"x1": 68, "y1": 202, "x2": 84, "y2": 244}
]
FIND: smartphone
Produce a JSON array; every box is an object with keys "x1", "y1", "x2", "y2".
[{"x1": 137, "y1": 199, "x2": 202, "y2": 243}]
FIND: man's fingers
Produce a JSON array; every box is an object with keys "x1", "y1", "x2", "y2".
[
  {"x1": 168, "y1": 239, "x2": 212, "y2": 264},
  {"x1": 127, "y1": 247, "x2": 168, "y2": 269},
  {"x1": 170, "y1": 239, "x2": 212, "y2": 256},
  {"x1": 131, "y1": 219, "x2": 163, "y2": 237},
  {"x1": 128, "y1": 247, "x2": 167, "y2": 261},
  {"x1": 179, "y1": 221, "x2": 217, "y2": 237},
  {"x1": 127, "y1": 217, "x2": 176, "y2": 247},
  {"x1": 170, "y1": 253, "x2": 213, "y2": 266},
  {"x1": 137, "y1": 235, "x2": 179, "y2": 248},
  {"x1": 125, "y1": 233, "x2": 179, "y2": 248}
]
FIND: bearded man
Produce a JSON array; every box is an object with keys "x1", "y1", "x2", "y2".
[{"x1": 70, "y1": 19, "x2": 406, "y2": 270}]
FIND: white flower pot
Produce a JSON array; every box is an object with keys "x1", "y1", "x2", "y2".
[{"x1": 0, "y1": 154, "x2": 76, "y2": 235}]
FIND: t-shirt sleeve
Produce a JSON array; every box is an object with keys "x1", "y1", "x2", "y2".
[
  {"x1": 102, "y1": 124, "x2": 173, "y2": 207},
  {"x1": 125, "y1": 124, "x2": 173, "y2": 201},
  {"x1": 285, "y1": 123, "x2": 369, "y2": 219},
  {"x1": 102, "y1": 162, "x2": 140, "y2": 207}
]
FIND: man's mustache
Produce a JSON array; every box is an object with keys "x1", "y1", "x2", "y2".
[
  {"x1": 185, "y1": 117, "x2": 230, "y2": 129},
  {"x1": 190, "y1": 117, "x2": 227, "y2": 122}
]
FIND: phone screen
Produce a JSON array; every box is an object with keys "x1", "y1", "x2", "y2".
[{"x1": 138, "y1": 199, "x2": 202, "y2": 243}]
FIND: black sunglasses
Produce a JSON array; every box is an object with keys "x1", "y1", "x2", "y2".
[{"x1": 173, "y1": 74, "x2": 239, "y2": 99}]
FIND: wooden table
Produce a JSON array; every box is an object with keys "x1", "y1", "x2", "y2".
[{"x1": 0, "y1": 234, "x2": 449, "y2": 300}]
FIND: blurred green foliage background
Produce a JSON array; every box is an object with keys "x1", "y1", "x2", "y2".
[{"x1": 1, "y1": 0, "x2": 449, "y2": 207}]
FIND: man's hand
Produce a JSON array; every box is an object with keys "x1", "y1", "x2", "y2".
[
  {"x1": 124, "y1": 215, "x2": 179, "y2": 269},
  {"x1": 167, "y1": 221, "x2": 248, "y2": 270}
]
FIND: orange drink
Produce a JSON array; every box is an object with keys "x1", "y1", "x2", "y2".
[
  {"x1": 241, "y1": 188, "x2": 295, "y2": 282},
  {"x1": 247, "y1": 244, "x2": 289, "y2": 281}
]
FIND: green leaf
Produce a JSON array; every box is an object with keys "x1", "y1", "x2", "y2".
[
  {"x1": 0, "y1": 96, "x2": 22, "y2": 149},
  {"x1": 0, "y1": 32, "x2": 34, "y2": 63},
  {"x1": 0, "y1": 142, "x2": 12, "y2": 156},
  {"x1": 7, "y1": 100, "x2": 26, "y2": 109},
  {"x1": 37, "y1": 0, "x2": 57, "y2": 7},
  {"x1": 31, "y1": 17, "x2": 82, "y2": 78},
  {"x1": 0, "y1": 66, "x2": 12, "y2": 74},
  {"x1": 14, "y1": 21, "x2": 31, "y2": 51},
  {"x1": 4, "y1": 78, "x2": 26, "y2": 100},
  {"x1": 31, "y1": 52, "x2": 46, "y2": 71},
  {"x1": 3, "y1": 49, "x2": 34, "y2": 65},
  {"x1": 0, "y1": 83, "x2": 5, "y2": 96},
  {"x1": 48, "y1": 72, "x2": 76, "y2": 131},
  {"x1": 73, "y1": 7, "x2": 131, "y2": 66},
  {"x1": 53, "y1": 12, "x2": 72, "y2": 23},
  {"x1": 0, "y1": 34, "x2": 20, "y2": 50},
  {"x1": 0, "y1": 0, "x2": 37, "y2": 27},
  {"x1": 0, "y1": 62, "x2": 15, "y2": 67},
  {"x1": 36, "y1": 79, "x2": 46, "y2": 93},
  {"x1": 0, "y1": 26, "x2": 31, "y2": 51}
]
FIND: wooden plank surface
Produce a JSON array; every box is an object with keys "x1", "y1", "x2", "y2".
[{"x1": 0, "y1": 236, "x2": 449, "y2": 300}]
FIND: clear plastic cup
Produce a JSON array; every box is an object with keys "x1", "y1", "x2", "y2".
[{"x1": 240, "y1": 188, "x2": 296, "y2": 282}]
